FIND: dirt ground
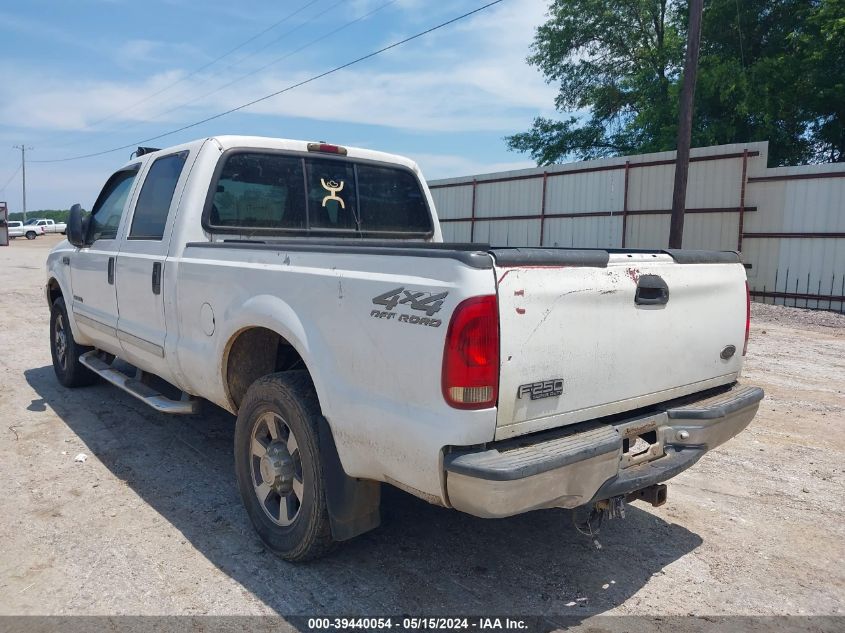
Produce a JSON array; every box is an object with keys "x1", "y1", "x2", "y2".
[{"x1": 1, "y1": 235, "x2": 843, "y2": 623}]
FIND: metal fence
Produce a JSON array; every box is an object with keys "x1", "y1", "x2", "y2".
[{"x1": 429, "y1": 141, "x2": 845, "y2": 313}]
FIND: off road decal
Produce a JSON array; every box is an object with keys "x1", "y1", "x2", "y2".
[{"x1": 370, "y1": 287, "x2": 448, "y2": 328}]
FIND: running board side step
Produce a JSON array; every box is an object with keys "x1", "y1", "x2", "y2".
[{"x1": 79, "y1": 351, "x2": 200, "y2": 415}]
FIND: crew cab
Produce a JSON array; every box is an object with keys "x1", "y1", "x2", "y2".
[
  {"x1": 9, "y1": 221, "x2": 43, "y2": 239},
  {"x1": 26, "y1": 218, "x2": 67, "y2": 234},
  {"x1": 46, "y1": 136, "x2": 763, "y2": 560}
]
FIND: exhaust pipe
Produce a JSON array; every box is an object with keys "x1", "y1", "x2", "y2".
[{"x1": 626, "y1": 483, "x2": 668, "y2": 507}]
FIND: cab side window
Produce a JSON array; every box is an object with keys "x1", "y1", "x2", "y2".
[
  {"x1": 89, "y1": 169, "x2": 138, "y2": 242},
  {"x1": 129, "y1": 152, "x2": 188, "y2": 240}
]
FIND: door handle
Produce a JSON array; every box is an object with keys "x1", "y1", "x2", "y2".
[
  {"x1": 107, "y1": 257, "x2": 115, "y2": 285},
  {"x1": 635, "y1": 274, "x2": 669, "y2": 305},
  {"x1": 151, "y1": 262, "x2": 162, "y2": 295}
]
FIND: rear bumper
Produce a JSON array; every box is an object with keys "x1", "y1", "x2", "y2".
[{"x1": 444, "y1": 383, "x2": 763, "y2": 518}]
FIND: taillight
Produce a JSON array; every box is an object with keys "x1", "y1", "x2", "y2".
[
  {"x1": 442, "y1": 295, "x2": 499, "y2": 409},
  {"x1": 743, "y1": 281, "x2": 751, "y2": 356},
  {"x1": 307, "y1": 142, "x2": 348, "y2": 155}
]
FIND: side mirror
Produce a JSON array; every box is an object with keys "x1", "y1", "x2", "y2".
[{"x1": 67, "y1": 203, "x2": 86, "y2": 247}]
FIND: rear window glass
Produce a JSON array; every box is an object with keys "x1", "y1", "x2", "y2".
[
  {"x1": 210, "y1": 153, "x2": 306, "y2": 229},
  {"x1": 356, "y1": 163, "x2": 430, "y2": 233},
  {"x1": 207, "y1": 152, "x2": 432, "y2": 235}
]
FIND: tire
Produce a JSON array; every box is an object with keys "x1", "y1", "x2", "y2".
[
  {"x1": 50, "y1": 297, "x2": 98, "y2": 388},
  {"x1": 234, "y1": 371, "x2": 334, "y2": 561},
  {"x1": 25, "y1": 231, "x2": 36, "y2": 240}
]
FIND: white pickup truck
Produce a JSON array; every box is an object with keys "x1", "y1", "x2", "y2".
[
  {"x1": 26, "y1": 218, "x2": 67, "y2": 234},
  {"x1": 46, "y1": 136, "x2": 763, "y2": 560},
  {"x1": 9, "y1": 220, "x2": 44, "y2": 239}
]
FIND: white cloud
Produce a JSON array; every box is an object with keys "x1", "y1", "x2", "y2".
[
  {"x1": 0, "y1": 66, "x2": 188, "y2": 131},
  {"x1": 115, "y1": 39, "x2": 206, "y2": 66},
  {"x1": 0, "y1": 0, "x2": 554, "y2": 138}
]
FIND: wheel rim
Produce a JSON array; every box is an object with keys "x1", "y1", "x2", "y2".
[
  {"x1": 250, "y1": 411, "x2": 304, "y2": 526},
  {"x1": 54, "y1": 313, "x2": 68, "y2": 370}
]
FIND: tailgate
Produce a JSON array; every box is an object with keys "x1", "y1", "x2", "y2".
[{"x1": 494, "y1": 249, "x2": 747, "y2": 440}]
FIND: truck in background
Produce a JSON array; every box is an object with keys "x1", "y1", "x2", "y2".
[{"x1": 25, "y1": 218, "x2": 67, "y2": 235}]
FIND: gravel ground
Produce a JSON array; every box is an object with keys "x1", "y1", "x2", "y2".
[
  {"x1": 752, "y1": 301, "x2": 845, "y2": 332},
  {"x1": 1, "y1": 236, "x2": 843, "y2": 626}
]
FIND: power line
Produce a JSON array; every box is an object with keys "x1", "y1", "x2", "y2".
[
  {"x1": 45, "y1": 0, "x2": 322, "y2": 145},
  {"x1": 202, "y1": 0, "x2": 349, "y2": 90},
  {"x1": 34, "y1": 1, "x2": 504, "y2": 164},
  {"x1": 0, "y1": 164, "x2": 21, "y2": 194},
  {"x1": 67, "y1": 0, "x2": 383, "y2": 150},
  {"x1": 12, "y1": 145, "x2": 33, "y2": 222},
  {"x1": 146, "y1": 0, "x2": 396, "y2": 127}
]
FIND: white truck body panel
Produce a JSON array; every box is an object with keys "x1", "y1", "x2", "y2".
[
  {"x1": 495, "y1": 255, "x2": 746, "y2": 438},
  {"x1": 173, "y1": 245, "x2": 498, "y2": 499}
]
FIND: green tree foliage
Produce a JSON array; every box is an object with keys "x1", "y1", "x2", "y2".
[
  {"x1": 507, "y1": 0, "x2": 845, "y2": 165},
  {"x1": 8, "y1": 210, "x2": 72, "y2": 222}
]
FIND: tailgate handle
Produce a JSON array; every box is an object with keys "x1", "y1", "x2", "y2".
[{"x1": 635, "y1": 275, "x2": 669, "y2": 305}]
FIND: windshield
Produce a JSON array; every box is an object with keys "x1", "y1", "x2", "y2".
[{"x1": 24, "y1": 219, "x2": 38, "y2": 225}]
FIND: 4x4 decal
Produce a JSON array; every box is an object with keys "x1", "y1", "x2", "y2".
[{"x1": 371, "y1": 287, "x2": 448, "y2": 328}]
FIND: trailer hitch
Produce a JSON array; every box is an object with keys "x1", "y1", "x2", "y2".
[
  {"x1": 626, "y1": 483, "x2": 668, "y2": 507},
  {"x1": 573, "y1": 485, "x2": 668, "y2": 544}
]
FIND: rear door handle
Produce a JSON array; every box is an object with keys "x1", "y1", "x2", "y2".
[
  {"x1": 151, "y1": 262, "x2": 162, "y2": 295},
  {"x1": 635, "y1": 274, "x2": 669, "y2": 305},
  {"x1": 107, "y1": 257, "x2": 115, "y2": 285}
]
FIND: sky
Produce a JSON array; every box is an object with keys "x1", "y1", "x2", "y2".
[{"x1": 0, "y1": 0, "x2": 557, "y2": 212}]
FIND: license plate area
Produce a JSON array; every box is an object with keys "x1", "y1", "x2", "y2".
[{"x1": 616, "y1": 413, "x2": 666, "y2": 468}]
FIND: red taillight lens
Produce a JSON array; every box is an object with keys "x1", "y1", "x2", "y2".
[
  {"x1": 442, "y1": 295, "x2": 499, "y2": 409},
  {"x1": 307, "y1": 142, "x2": 348, "y2": 155},
  {"x1": 743, "y1": 281, "x2": 751, "y2": 356}
]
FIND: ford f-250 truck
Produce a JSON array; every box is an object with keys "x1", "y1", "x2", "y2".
[{"x1": 46, "y1": 136, "x2": 763, "y2": 561}]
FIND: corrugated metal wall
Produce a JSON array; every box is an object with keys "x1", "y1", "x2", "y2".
[{"x1": 429, "y1": 141, "x2": 845, "y2": 312}]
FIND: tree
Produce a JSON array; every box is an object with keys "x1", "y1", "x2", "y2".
[
  {"x1": 8, "y1": 209, "x2": 72, "y2": 223},
  {"x1": 803, "y1": 0, "x2": 845, "y2": 161},
  {"x1": 507, "y1": 0, "x2": 844, "y2": 165}
]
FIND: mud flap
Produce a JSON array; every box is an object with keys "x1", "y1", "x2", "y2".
[{"x1": 318, "y1": 417, "x2": 381, "y2": 541}]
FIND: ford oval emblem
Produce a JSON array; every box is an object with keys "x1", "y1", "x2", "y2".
[{"x1": 720, "y1": 345, "x2": 737, "y2": 360}]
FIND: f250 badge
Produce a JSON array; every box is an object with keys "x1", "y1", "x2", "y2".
[
  {"x1": 518, "y1": 379, "x2": 564, "y2": 400},
  {"x1": 370, "y1": 287, "x2": 448, "y2": 328}
]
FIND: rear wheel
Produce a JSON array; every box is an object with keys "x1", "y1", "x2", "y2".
[
  {"x1": 50, "y1": 297, "x2": 97, "y2": 387},
  {"x1": 25, "y1": 231, "x2": 36, "y2": 240},
  {"x1": 234, "y1": 372, "x2": 334, "y2": 561}
]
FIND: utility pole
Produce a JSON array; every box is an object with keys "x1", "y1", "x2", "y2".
[
  {"x1": 12, "y1": 145, "x2": 32, "y2": 223},
  {"x1": 668, "y1": 0, "x2": 704, "y2": 249}
]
